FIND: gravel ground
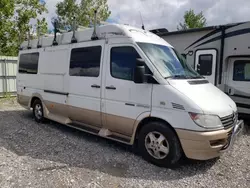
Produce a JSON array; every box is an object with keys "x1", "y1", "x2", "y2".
[{"x1": 0, "y1": 98, "x2": 249, "y2": 188}]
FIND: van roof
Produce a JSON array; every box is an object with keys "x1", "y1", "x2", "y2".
[{"x1": 20, "y1": 23, "x2": 172, "y2": 50}]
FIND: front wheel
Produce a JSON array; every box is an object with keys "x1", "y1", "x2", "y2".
[{"x1": 138, "y1": 121, "x2": 182, "y2": 168}]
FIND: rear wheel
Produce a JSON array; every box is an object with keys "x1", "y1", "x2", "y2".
[
  {"x1": 138, "y1": 121, "x2": 182, "y2": 168},
  {"x1": 32, "y1": 99, "x2": 45, "y2": 123}
]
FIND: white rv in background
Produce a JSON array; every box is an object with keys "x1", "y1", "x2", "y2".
[
  {"x1": 17, "y1": 22, "x2": 244, "y2": 167},
  {"x1": 151, "y1": 21, "x2": 250, "y2": 116}
]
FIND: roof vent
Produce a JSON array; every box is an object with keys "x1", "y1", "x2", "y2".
[{"x1": 150, "y1": 28, "x2": 169, "y2": 35}]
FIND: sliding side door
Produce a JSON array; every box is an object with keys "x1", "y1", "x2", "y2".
[{"x1": 67, "y1": 40, "x2": 105, "y2": 128}]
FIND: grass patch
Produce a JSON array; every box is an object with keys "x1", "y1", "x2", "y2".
[
  {"x1": 3, "y1": 93, "x2": 12, "y2": 100},
  {"x1": 0, "y1": 96, "x2": 17, "y2": 105}
]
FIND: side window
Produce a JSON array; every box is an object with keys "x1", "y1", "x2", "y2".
[
  {"x1": 198, "y1": 54, "x2": 213, "y2": 76},
  {"x1": 110, "y1": 46, "x2": 141, "y2": 81},
  {"x1": 18, "y1": 52, "x2": 39, "y2": 74},
  {"x1": 233, "y1": 60, "x2": 250, "y2": 81},
  {"x1": 70, "y1": 46, "x2": 102, "y2": 77}
]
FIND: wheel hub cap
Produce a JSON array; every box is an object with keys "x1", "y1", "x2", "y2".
[
  {"x1": 145, "y1": 131, "x2": 169, "y2": 159},
  {"x1": 35, "y1": 104, "x2": 42, "y2": 119}
]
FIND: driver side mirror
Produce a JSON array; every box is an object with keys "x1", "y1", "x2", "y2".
[{"x1": 134, "y1": 58, "x2": 153, "y2": 84}]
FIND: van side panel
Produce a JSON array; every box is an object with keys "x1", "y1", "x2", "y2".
[
  {"x1": 38, "y1": 46, "x2": 70, "y2": 120},
  {"x1": 39, "y1": 46, "x2": 70, "y2": 92},
  {"x1": 67, "y1": 40, "x2": 106, "y2": 128}
]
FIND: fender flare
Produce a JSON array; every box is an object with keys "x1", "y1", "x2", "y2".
[
  {"x1": 130, "y1": 111, "x2": 179, "y2": 145},
  {"x1": 29, "y1": 93, "x2": 50, "y2": 118},
  {"x1": 130, "y1": 111, "x2": 151, "y2": 144}
]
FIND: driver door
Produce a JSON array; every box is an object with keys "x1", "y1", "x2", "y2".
[{"x1": 102, "y1": 43, "x2": 152, "y2": 138}]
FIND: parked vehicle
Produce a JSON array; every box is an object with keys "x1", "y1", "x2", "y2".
[
  {"x1": 151, "y1": 21, "x2": 250, "y2": 116},
  {"x1": 17, "y1": 22, "x2": 244, "y2": 167}
]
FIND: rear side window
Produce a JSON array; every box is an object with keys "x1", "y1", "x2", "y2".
[
  {"x1": 233, "y1": 60, "x2": 250, "y2": 81},
  {"x1": 110, "y1": 46, "x2": 141, "y2": 81},
  {"x1": 18, "y1": 53, "x2": 39, "y2": 74},
  {"x1": 198, "y1": 54, "x2": 213, "y2": 76},
  {"x1": 70, "y1": 46, "x2": 102, "y2": 77}
]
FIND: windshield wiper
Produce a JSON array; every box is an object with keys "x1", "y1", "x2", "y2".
[
  {"x1": 165, "y1": 75, "x2": 205, "y2": 80},
  {"x1": 188, "y1": 75, "x2": 205, "y2": 79}
]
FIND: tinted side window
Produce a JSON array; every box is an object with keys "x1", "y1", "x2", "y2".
[
  {"x1": 70, "y1": 46, "x2": 101, "y2": 77},
  {"x1": 18, "y1": 53, "x2": 39, "y2": 74},
  {"x1": 198, "y1": 54, "x2": 213, "y2": 76},
  {"x1": 233, "y1": 60, "x2": 250, "y2": 81},
  {"x1": 111, "y1": 47, "x2": 141, "y2": 81}
]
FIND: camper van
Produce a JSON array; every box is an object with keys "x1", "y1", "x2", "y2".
[
  {"x1": 151, "y1": 21, "x2": 250, "y2": 116},
  {"x1": 16, "y1": 23, "x2": 244, "y2": 167}
]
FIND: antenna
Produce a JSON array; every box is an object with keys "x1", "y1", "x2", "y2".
[
  {"x1": 37, "y1": 25, "x2": 42, "y2": 48},
  {"x1": 19, "y1": 32, "x2": 23, "y2": 50},
  {"x1": 139, "y1": 11, "x2": 145, "y2": 30},
  {"x1": 17, "y1": 16, "x2": 23, "y2": 50},
  {"x1": 27, "y1": 26, "x2": 31, "y2": 49},
  {"x1": 91, "y1": 10, "x2": 99, "y2": 40},
  {"x1": 71, "y1": 16, "x2": 77, "y2": 43}
]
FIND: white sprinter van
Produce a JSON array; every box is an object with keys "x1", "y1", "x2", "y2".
[{"x1": 17, "y1": 24, "x2": 244, "y2": 167}]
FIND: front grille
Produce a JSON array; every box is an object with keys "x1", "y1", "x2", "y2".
[{"x1": 220, "y1": 112, "x2": 237, "y2": 129}]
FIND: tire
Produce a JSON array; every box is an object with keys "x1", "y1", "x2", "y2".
[
  {"x1": 32, "y1": 99, "x2": 45, "y2": 123},
  {"x1": 138, "y1": 121, "x2": 182, "y2": 168}
]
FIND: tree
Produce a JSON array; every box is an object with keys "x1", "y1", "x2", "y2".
[
  {"x1": 0, "y1": 0, "x2": 15, "y2": 56},
  {"x1": 56, "y1": 0, "x2": 111, "y2": 30},
  {"x1": 177, "y1": 9, "x2": 206, "y2": 30},
  {"x1": 0, "y1": 0, "x2": 48, "y2": 56},
  {"x1": 36, "y1": 18, "x2": 48, "y2": 36},
  {"x1": 15, "y1": 0, "x2": 48, "y2": 41}
]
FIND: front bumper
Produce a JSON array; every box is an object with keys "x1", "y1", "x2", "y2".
[
  {"x1": 175, "y1": 120, "x2": 244, "y2": 160},
  {"x1": 220, "y1": 119, "x2": 244, "y2": 152}
]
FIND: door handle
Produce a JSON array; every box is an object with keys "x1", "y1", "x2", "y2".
[
  {"x1": 91, "y1": 84, "x2": 100, "y2": 88},
  {"x1": 106, "y1": 85, "x2": 116, "y2": 90}
]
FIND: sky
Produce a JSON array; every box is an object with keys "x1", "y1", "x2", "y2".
[{"x1": 43, "y1": 0, "x2": 250, "y2": 32}]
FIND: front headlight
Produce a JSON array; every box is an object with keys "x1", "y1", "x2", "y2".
[{"x1": 189, "y1": 112, "x2": 223, "y2": 129}]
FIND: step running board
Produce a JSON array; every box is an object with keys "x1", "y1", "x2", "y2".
[
  {"x1": 66, "y1": 122, "x2": 131, "y2": 144},
  {"x1": 108, "y1": 134, "x2": 130, "y2": 143},
  {"x1": 67, "y1": 122, "x2": 99, "y2": 134}
]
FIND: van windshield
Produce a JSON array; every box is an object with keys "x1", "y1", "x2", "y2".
[{"x1": 137, "y1": 42, "x2": 202, "y2": 79}]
